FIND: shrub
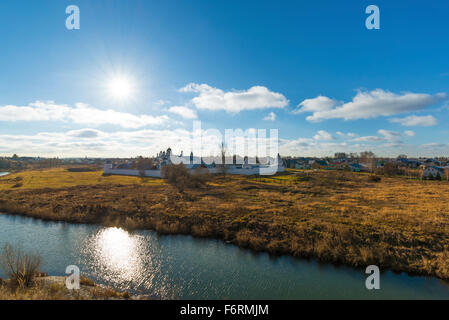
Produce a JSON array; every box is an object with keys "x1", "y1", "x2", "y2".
[
  {"x1": 161, "y1": 163, "x2": 190, "y2": 193},
  {"x1": 0, "y1": 243, "x2": 41, "y2": 288},
  {"x1": 161, "y1": 164, "x2": 210, "y2": 192},
  {"x1": 380, "y1": 162, "x2": 399, "y2": 176},
  {"x1": 80, "y1": 276, "x2": 96, "y2": 287},
  {"x1": 190, "y1": 167, "x2": 211, "y2": 187}
]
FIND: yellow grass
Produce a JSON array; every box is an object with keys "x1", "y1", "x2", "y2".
[
  {"x1": 0, "y1": 168, "x2": 165, "y2": 190},
  {"x1": 1, "y1": 168, "x2": 449, "y2": 280},
  {"x1": 0, "y1": 276, "x2": 131, "y2": 300}
]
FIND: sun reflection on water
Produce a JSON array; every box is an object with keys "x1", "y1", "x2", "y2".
[
  {"x1": 95, "y1": 228, "x2": 142, "y2": 278},
  {"x1": 80, "y1": 227, "x2": 159, "y2": 295},
  {"x1": 78, "y1": 227, "x2": 180, "y2": 298}
]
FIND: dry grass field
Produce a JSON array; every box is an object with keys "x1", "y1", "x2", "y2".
[
  {"x1": 1, "y1": 168, "x2": 448, "y2": 280},
  {"x1": 0, "y1": 167, "x2": 165, "y2": 190}
]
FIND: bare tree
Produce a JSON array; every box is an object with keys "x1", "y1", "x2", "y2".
[
  {"x1": 334, "y1": 152, "x2": 347, "y2": 159},
  {"x1": 218, "y1": 141, "x2": 228, "y2": 177},
  {"x1": 360, "y1": 151, "x2": 376, "y2": 172},
  {"x1": 382, "y1": 162, "x2": 399, "y2": 176},
  {"x1": 135, "y1": 156, "x2": 154, "y2": 178},
  {"x1": 0, "y1": 243, "x2": 41, "y2": 288}
]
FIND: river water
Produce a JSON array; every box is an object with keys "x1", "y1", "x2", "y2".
[{"x1": 0, "y1": 214, "x2": 448, "y2": 299}]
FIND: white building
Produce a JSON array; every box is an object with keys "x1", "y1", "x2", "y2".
[
  {"x1": 103, "y1": 149, "x2": 285, "y2": 177},
  {"x1": 423, "y1": 166, "x2": 446, "y2": 179}
]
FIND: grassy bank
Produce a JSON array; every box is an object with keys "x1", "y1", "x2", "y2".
[
  {"x1": 1, "y1": 168, "x2": 449, "y2": 280},
  {"x1": 0, "y1": 240, "x2": 133, "y2": 300},
  {"x1": 0, "y1": 276, "x2": 131, "y2": 300}
]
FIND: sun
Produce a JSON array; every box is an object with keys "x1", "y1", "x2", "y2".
[{"x1": 107, "y1": 76, "x2": 135, "y2": 101}]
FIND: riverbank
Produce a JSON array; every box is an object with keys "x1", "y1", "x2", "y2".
[
  {"x1": 1, "y1": 168, "x2": 449, "y2": 281},
  {"x1": 0, "y1": 275, "x2": 134, "y2": 300}
]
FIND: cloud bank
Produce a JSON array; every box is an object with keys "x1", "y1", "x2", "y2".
[
  {"x1": 0, "y1": 101, "x2": 169, "y2": 128},
  {"x1": 295, "y1": 89, "x2": 446, "y2": 122},
  {"x1": 180, "y1": 83, "x2": 289, "y2": 113},
  {"x1": 168, "y1": 106, "x2": 197, "y2": 119},
  {"x1": 389, "y1": 115, "x2": 438, "y2": 126}
]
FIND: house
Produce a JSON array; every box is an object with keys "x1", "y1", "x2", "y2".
[
  {"x1": 424, "y1": 158, "x2": 441, "y2": 167},
  {"x1": 403, "y1": 159, "x2": 422, "y2": 168},
  {"x1": 376, "y1": 159, "x2": 386, "y2": 168},
  {"x1": 423, "y1": 166, "x2": 446, "y2": 179},
  {"x1": 283, "y1": 157, "x2": 312, "y2": 169}
]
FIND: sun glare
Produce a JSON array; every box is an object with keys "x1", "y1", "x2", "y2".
[{"x1": 107, "y1": 76, "x2": 135, "y2": 100}]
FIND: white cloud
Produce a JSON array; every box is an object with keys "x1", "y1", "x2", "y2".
[
  {"x1": 168, "y1": 106, "x2": 197, "y2": 119},
  {"x1": 352, "y1": 129, "x2": 401, "y2": 142},
  {"x1": 66, "y1": 128, "x2": 103, "y2": 138},
  {"x1": 279, "y1": 138, "x2": 315, "y2": 153},
  {"x1": 0, "y1": 101, "x2": 169, "y2": 128},
  {"x1": 1, "y1": 127, "x2": 277, "y2": 158},
  {"x1": 313, "y1": 130, "x2": 335, "y2": 141},
  {"x1": 296, "y1": 89, "x2": 446, "y2": 122},
  {"x1": 404, "y1": 130, "x2": 415, "y2": 137},
  {"x1": 293, "y1": 96, "x2": 337, "y2": 114},
  {"x1": 0, "y1": 128, "x2": 196, "y2": 157},
  {"x1": 353, "y1": 135, "x2": 384, "y2": 142},
  {"x1": 2, "y1": 126, "x2": 447, "y2": 159},
  {"x1": 421, "y1": 142, "x2": 446, "y2": 148},
  {"x1": 381, "y1": 142, "x2": 405, "y2": 148},
  {"x1": 263, "y1": 112, "x2": 276, "y2": 121},
  {"x1": 180, "y1": 83, "x2": 289, "y2": 113},
  {"x1": 389, "y1": 115, "x2": 438, "y2": 126},
  {"x1": 70, "y1": 103, "x2": 169, "y2": 128},
  {"x1": 0, "y1": 101, "x2": 69, "y2": 122},
  {"x1": 378, "y1": 129, "x2": 401, "y2": 142},
  {"x1": 278, "y1": 129, "x2": 449, "y2": 157},
  {"x1": 336, "y1": 131, "x2": 357, "y2": 138}
]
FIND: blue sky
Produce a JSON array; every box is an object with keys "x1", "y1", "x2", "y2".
[{"x1": 0, "y1": 0, "x2": 448, "y2": 158}]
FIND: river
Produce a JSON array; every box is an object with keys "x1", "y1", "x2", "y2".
[{"x1": 0, "y1": 214, "x2": 448, "y2": 299}]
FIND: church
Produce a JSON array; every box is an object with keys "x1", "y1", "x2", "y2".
[{"x1": 104, "y1": 148, "x2": 285, "y2": 177}]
